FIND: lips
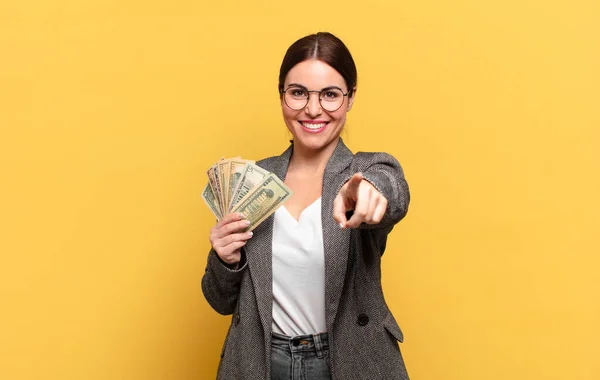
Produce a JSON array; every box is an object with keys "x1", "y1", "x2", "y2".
[{"x1": 299, "y1": 121, "x2": 329, "y2": 133}]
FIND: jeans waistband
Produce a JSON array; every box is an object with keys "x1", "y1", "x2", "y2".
[{"x1": 271, "y1": 332, "x2": 329, "y2": 359}]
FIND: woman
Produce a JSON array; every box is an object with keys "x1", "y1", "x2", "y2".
[{"x1": 202, "y1": 32, "x2": 410, "y2": 380}]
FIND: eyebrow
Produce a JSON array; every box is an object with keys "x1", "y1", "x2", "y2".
[{"x1": 286, "y1": 83, "x2": 344, "y2": 92}]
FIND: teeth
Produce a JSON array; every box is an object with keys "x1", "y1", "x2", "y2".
[{"x1": 301, "y1": 122, "x2": 327, "y2": 130}]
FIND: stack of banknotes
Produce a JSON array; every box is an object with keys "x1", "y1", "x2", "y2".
[{"x1": 202, "y1": 157, "x2": 293, "y2": 231}]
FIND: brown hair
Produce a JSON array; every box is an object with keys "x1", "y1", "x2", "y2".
[{"x1": 278, "y1": 32, "x2": 357, "y2": 96}]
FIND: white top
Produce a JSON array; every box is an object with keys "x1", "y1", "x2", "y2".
[{"x1": 271, "y1": 197, "x2": 326, "y2": 336}]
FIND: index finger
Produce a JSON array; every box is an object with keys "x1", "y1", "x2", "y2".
[{"x1": 344, "y1": 172, "x2": 364, "y2": 199}]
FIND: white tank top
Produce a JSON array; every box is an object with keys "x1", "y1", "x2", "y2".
[{"x1": 271, "y1": 197, "x2": 326, "y2": 336}]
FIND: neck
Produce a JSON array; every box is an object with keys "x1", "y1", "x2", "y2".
[{"x1": 288, "y1": 138, "x2": 339, "y2": 174}]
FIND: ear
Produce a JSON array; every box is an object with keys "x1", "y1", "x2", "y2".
[{"x1": 347, "y1": 87, "x2": 357, "y2": 111}]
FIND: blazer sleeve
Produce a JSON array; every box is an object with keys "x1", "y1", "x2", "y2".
[
  {"x1": 201, "y1": 248, "x2": 248, "y2": 315},
  {"x1": 346, "y1": 151, "x2": 410, "y2": 230}
]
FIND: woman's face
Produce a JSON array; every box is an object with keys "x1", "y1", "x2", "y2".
[{"x1": 281, "y1": 59, "x2": 355, "y2": 153}]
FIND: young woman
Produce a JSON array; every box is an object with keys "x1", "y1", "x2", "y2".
[{"x1": 202, "y1": 32, "x2": 410, "y2": 380}]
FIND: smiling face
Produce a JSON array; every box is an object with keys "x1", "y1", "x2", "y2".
[{"x1": 281, "y1": 59, "x2": 355, "y2": 153}]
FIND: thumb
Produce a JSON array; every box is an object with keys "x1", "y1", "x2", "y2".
[
  {"x1": 333, "y1": 172, "x2": 363, "y2": 229},
  {"x1": 332, "y1": 193, "x2": 348, "y2": 228}
]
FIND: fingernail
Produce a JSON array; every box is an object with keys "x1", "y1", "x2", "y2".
[
  {"x1": 237, "y1": 213, "x2": 244, "y2": 219},
  {"x1": 247, "y1": 232, "x2": 253, "y2": 238},
  {"x1": 245, "y1": 220, "x2": 251, "y2": 226},
  {"x1": 339, "y1": 222, "x2": 345, "y2": 229}
]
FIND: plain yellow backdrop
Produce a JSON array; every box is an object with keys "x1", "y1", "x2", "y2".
[{"x1": 1, "y1": 0, "x2": 599, "y2": 379}]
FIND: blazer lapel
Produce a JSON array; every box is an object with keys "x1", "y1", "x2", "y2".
[
  {"x1": 321, "y1": 139, "x2": 354, "y2": 330},
  {"x1": 246, "y1": 138, "x2": 353, "y2": 337},
  {"x1": 245, "y1": 145, "x2": 293, "y2": 337}
]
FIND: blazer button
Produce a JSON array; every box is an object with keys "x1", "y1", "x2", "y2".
[
  {"x1": 357, "y1": 313, "x2": 369, "y2": 326},
  {"x1": 235, "y1": 313, "x2": 240, "y2": 325}
]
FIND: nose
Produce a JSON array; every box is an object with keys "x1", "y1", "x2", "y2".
[{"x1": 304, "y1": 93, "x2": 322, "y2": 117}]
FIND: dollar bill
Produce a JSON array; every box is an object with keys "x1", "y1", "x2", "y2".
[
  {"x1": 201, "y1": 183, "x2": 222, "y2": 220},
  {"x1": 228, "y1": 158, "x2": 251, "y2": 210},
  {"x1": 228, "y1": 163, "x2": 269, "y2": 212},
  {"x1": 229, "y1": 173, "x2": 293, "y2": 231},
  {"x1": 218, "y1": 159, "x2": 231, "y2": 211},
  {"x1": 206, "y1": 164, "x2": 221, "y2": 211},
  {"x1": 212, "y1": 163, "x2": 225, "y2": 212}
]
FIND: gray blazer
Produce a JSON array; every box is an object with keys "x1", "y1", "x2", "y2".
[{"x1": 202, "y1": 138, "x2": 410, "y2": 379}]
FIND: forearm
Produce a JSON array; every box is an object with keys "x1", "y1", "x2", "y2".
[
  {"x1": 201, "y1": 248, "x2": 247, "y2": 315},
  {"x1": 350, "y1": 152, "x2": 410, "y2": 230}
]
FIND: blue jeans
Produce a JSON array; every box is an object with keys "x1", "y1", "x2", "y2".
[{"x1": 270, "y1": 332, "x2": 331, "y2": 380}]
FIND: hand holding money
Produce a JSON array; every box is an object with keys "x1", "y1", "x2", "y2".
[
  {"x1": 202, "y1": 158, "x2": 293, "y2": 231},
  {"x1": 209, "y1": 213, "x2": 253, "y2": 269}
]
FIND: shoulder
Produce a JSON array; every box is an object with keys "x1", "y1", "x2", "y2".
[
  {"x1": 350, "y1": 151, "x2": 402, "y2": 171},
  {"x1": 255, "y1": 144, "x2": 293, "y2": 173},
  {"x1": 256, "y1": 155, "x2": 280, "y2": 170}
]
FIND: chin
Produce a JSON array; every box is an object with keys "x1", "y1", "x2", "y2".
[{"x1": 293, "y1": 134, "x2": 339, "y2": 152}]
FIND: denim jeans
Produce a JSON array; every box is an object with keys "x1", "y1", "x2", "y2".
[{"x1": 270, "y1": 332, "x2": 331, "y2": 380}]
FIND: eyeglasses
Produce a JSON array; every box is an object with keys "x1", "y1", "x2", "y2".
[{"x1": 281, "y1": 85, "x2": 351, "y2": 112}]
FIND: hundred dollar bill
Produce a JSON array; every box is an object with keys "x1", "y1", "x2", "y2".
[
  {"x1": 229, "y1": 173, "x2": 293, "y2": 231},
  {"x1": 228, "y1": 163, "x2": 268, "y2": 212},
  {"x1": 201, "y1": 183, "x2": 222, "y2": 220}
]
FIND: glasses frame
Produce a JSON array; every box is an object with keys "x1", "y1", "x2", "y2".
[{"x1": 281, "y1": 85, "x2": 352, "y2": 112}]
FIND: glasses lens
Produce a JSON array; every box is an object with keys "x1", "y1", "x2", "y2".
[
  {"x1": 284, "y1": 87, "x2": 308, "y2": 110},
  {"x1": 320, "y1": 88, "x2": 345, "y2": 112}
]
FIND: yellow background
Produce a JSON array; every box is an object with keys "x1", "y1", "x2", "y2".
[{"x1": 1, "y1": 0, "x2": 599, "y2": 379}]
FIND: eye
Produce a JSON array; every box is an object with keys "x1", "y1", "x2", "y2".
[
  {"x1": 289, "y1": 88, "x2": 308, "y2": 97},
  {"x1": 321, "y1": 89, "x2": 342, "y2": 100}
]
